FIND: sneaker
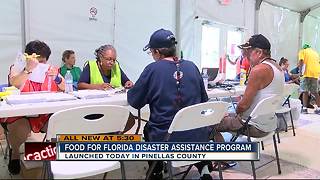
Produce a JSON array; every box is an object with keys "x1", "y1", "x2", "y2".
[
  {"x1": 314, "y1": 109, "x2": 320, "y2": 115},
  {"x1": 302, "y1": 108, "x2": 308, "y2": 114},
  {"x1": 200, "y1": 174, "x2": 213, "y2": 180}
]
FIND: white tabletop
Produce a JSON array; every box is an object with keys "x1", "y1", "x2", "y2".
[
  {"x1": 0, "y1": 86, "x2": 247, "y2": 118},
  {"x1": 0, "y1": 93, "x2": 128, "y2": 118},
  {"x1": 207, "y1": 86, "x2": 246, "y2": 99}
]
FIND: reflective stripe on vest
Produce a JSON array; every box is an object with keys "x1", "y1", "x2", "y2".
[{"x1": 88, "y1": 60, "x2": 122, "y2": 87}]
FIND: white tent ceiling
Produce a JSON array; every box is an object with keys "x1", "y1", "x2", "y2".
[{"x1": 264, "y1": 0, "x2": 320, "y2": 12}]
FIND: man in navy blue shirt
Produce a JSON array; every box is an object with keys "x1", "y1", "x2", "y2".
[{"x1": 127, "y1": 29, "x2": 212, "y2": 180}]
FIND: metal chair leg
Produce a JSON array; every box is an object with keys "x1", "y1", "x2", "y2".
[
  {"x1": 145, "y1": 161, "x2": 158, "y2": 180},
  {"x1": 103, "y1": 172, "x2": 108, "y2": 179},
  {"x1": 4, "y1": 129, "x2": 10, "y2": 159},
  {"x1": 120, "y1": 161, "x2": 126, "y2": 180},
  {"x1": 163, "y1": 161, "x2": 168, "y2": 173},
  {"x1": 0, "y1": 143, "x2": 4, "y2": 156},
  {"x1": 289, "y1": 110, "x2": 296, "y2": 136},
  {"x1": 273, "y1": 135, "x2": 281, "y2": 174},
  {"x1": 276, "y1": 129, "x2": 280, "y2": 143},
  {"x1": 168, "y1": 161, "x2": 173, "y2": 180},
  {"x1": 229, "y1": 96, "x2": 236, "y2": 110},
  {"x1": 218, "y1": 161, "x2": 223, "y2": 180},
  {"x1": 251, "y1": 161, "x2": 256, "y2": 179},
  {"x1": 181, "y1": 165, "x2": 192, "y2": 179},
  {"x1": 135, "y1": 109, "x2": 142, "y2": 135}
]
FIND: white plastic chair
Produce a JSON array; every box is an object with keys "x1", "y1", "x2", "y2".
[
  {"x1": 275, "y1": 83, "x2": 300, "y2": 141},
  {"x1": 230, "y1": 95, "x2": 282, "y2": 179},
  {"x1": 45, "y1": 105, "x2": 130, "y2": 179},
  {"x1": 145, "y1": 101, "x2": 229, "y2": 180}
]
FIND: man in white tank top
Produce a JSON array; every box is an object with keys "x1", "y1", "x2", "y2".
[{"x1": 212, "y1": 34, "x2": 284, "y2": 143}]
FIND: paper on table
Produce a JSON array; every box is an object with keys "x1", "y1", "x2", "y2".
[
  {"x1": 73, "y1": 90, "x2": 109, "y2": 99},
  {"x1": 5, "y1": 92, "x2": 77, "y2": 105},
  {"x1": 29, "y1": 63, "x2": 50, "y2": 83}
]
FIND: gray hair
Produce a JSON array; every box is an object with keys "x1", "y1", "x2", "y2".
[{"x1": 94, "y1": 44, "x2": 117, "y2": 61}]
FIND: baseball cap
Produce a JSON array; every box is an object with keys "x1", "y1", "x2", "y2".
[
  {"x1": 143, "y1": 29, "x2": 177, "y2": 51},
  {"x1": 238, "y1": 34, "x2": 271, "y2": 50},
  {"x1": 303, "y1": 43, "x2": 311, "y2": 49}
]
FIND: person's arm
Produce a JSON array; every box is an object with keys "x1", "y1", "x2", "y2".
[
  {"x1": 127, "y1": 66, "x2": 151, "y2": 109},
  {"x1": 47, "y1": 67, "x2": 65, "y2": 91},
  {"x1": 236, "y1": 64, "x2": 272, "y2": 114},
  {"x1": 120, "y1": 68, "x2": 134, "y2": 89},
  {"x1": 226, "y1": 54, "x2": 238, "y2": 65},
  {"x1": 56, "y1": 74, "x2": 65, "y2": 91},
  {"x1": 9, "y1": 58, "x2": 38, "y2": 88},
  {"x1": 77, "y1": 64, "x2": 112, "y2": 90}
]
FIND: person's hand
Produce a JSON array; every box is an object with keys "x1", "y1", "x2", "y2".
[
  {"x1": 25, "y1": 57, "x2": 39, "y2": 73},
  {"x1": 98, "y1": 83, "x2": 112, "y2": 90},
  {"x1": 47, "y1": 67, "x2": 58, "y2": 77},
  {"x1": 124, "y1": 81, "x2": 134, "y2": 89}
]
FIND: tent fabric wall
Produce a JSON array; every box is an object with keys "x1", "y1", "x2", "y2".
[
  {"x1": 0, "y1": 0, "x2": 22, "y2": 84},
  {"x1": 180, "y1": 0, "x2": 255, "y2": 68},
  {"x1": 114, "y1": 0, "x2": 176, "y2": 81},
  {"x1": 303, "y1": 15, "x2": 320, "y2": 53},
  {"x1": 25, "y1": 0, "x2": 115, "y2": 70},
  {"x1": 259, "y1": 2, "x2": 300, "y2": 68},
  {"x1": 0, "y1": 0, "x2": 318, "y2": 84},
  {"x1": 180, "y1": 0, "x2": 201, "y2": 67},
  {"x1": 24, "y1": 0, "x2": 175, "y2": 82},
  {"x1": 195, "y1": 0, "x2": 245, "y2": 28}
]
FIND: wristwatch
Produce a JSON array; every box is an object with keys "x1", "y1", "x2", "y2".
[{"x1": 23, "y1": 68, "x2": 32, "y2": 74}]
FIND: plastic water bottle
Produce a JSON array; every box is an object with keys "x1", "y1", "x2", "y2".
[
  {"x1": 239, "y1": 66, "x2": 246, "y2": 86},
  {"x1": 65, "y1": 70, "x2": 73, "y2": 93},
  {"x1": 202, "y1": 68, "x2": 209, "y2": 91}
]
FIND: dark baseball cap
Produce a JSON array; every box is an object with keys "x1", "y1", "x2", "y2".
[
  {"x1": 143, "y1": 29, "x2": 177, "y2": 51},
  {"x1": 238, "y1": 34, "x2": 271, "y2": 50}
]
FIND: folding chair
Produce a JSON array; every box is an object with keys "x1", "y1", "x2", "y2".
[
  {"x1": 230, "y1": 95, "x2": 282, "y2": 179},
  {"x1": 146, "y1": 101, "x2": 229, "y2": 180},
  {"x1": 275, "y1": 83, "x2": 300, "y2": 142},
  {"x1": 45, "y1": 105, "x2": 129, "y2": 179}
]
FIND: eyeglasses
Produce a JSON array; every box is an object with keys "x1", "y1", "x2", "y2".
[
  {"x1": 147, "y1": 50, "x2": 152, "y2": 55},
  {"x1": 100, "y1": 56, "x2": 116, "y2": 63}
]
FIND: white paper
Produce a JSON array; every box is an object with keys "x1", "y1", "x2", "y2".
[
  {"x1": 73, "y1": 90, "x2": 109, "y2": 99},
  {"x1": 29, "y1": 63, "x2": 50, "y2": 83},
  {"x1": 5, "y1": 92, "x2": 77, "y2": 105}
]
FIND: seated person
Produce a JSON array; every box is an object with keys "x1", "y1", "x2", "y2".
[
  {"x1": 1, "y1": 40, "x2": 65, "y2": 175},
  {"x1": 212, "y1": 34, "x2": 284, "y2": 153},
  {"x1": 78, "y1": 44, "x2": 135, "y2": 133},
  {"x1": 59, "y1": 50, "x2": 82, "y2": 90},
  {"x1": 279, "y1": 57, "x2": 299, "y2": 84},
  {"x1": 78, "y1": 44, "x2": 133, "y2": 90},
  {"x1": 128, "y1": 29, "x2": 213, "y2": 180}
]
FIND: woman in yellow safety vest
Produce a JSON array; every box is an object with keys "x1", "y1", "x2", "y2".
[{"x1": 78, "y1": 44, "x2": 133, "y2": 90}]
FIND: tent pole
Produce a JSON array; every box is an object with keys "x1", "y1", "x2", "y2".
[
  {"x1": 254, "y1": 0, "x2": 263, "y2": 34},
  {"x1": 20, "y1": 0, "x2": 26, "y2": 49}
]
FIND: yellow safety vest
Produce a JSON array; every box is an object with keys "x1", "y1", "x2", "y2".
[{"x1": 88, "y1": 60, "x2": 122, "y2": 88}]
